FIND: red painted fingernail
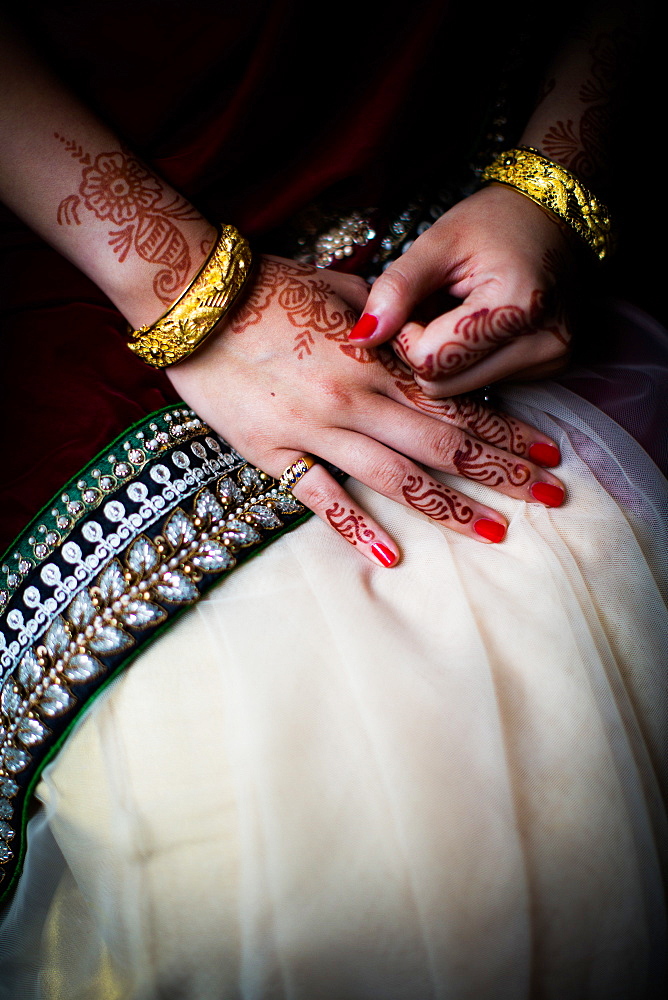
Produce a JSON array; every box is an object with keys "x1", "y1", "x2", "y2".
[
  {"x1": 348, "y1": 313, "x2": 378, "y2": 341},
  {"x1": 531, "y1": 482, "x2": 565, "y2": 507},
  {"x1": 371, "y1": 541, "x2": 399, "y2": 567},
  {"x1": 473, "y1": 518, "x2": 507, "y2": 543},
  {"x1": 529, "y1": 442, "x2": 561, "y2": 467}
]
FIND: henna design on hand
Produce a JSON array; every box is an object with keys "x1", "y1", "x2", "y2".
[
  {"x1": 229, "y1": 257, "x2": 359, "y2": 359},
  {"x1": 401, "y1": 475, "x2": 474, "y2": 524},
  {"x1": 398, "y1": 287, "x2": 569, "y2": 380},
  {"x1": 55, "y1": 135, "x2": 204, "y2": 305},
  {"x1": 413, "y1": 291, "x2": 545, "y2": 379},
  {"x1": 453, "y1": 438, "x2": 530, "y2": 487},
  {"x1": 325, "y1": 503, "x2": 376, "y2": 545},
  {"x1": 377, "y1": 352, "x2": 530, "y2": 453},
  {"x1": 454, "y1": 401, "x2": 528, "y2": 455}
]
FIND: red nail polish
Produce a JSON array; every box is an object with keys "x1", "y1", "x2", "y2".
[
  {"x1": 529, "y1": 442, "x2": 561, "y2": 468},
  {"x1": 473, "y1": 518, "x2": 507, "y2": 543},
  {"x1": 531, "y1": 482, "x2": 565, "y2": 507},
  {"x1": 348, "y1": 313, "x2": 378, "y2": 341},
  {"x1": 371, "y1": 541, "x2": 398, "y2": 567}
]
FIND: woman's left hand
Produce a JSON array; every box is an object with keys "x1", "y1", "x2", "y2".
[{"x1": 348, "y1": 184, "x2": 575, "y2": 397}]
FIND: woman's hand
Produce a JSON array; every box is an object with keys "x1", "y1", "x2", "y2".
[
  {"x1": 166, "y1": 256, "x2": 566, "y2": 567},
  {"x1": 348, "y1": 185, "x2": 575, "y2": 397}
]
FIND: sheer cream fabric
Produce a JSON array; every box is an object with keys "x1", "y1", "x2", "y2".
[{"x1": 1, "y1": 374, "x2": 667, "y2": 999}]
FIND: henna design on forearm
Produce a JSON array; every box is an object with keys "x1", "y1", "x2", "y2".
[
  {"x1": 229, "y1": 257, "x2": 359, "y2": 359},
  {"x1": 453, "y1": 438, "x2": 530, "y2": 488},
  {"x1": 541, "y1": 28, "x2": 623, "y2": 179},
  {"x1": 401, "y1": 475, "x2": 474, "y2": 524},
  {"x1": 55, "y1": 135, "x2": 204, "y2": 305},
  {"x1": 325, "y1": 503, "x2": 376, "y2": 545}
]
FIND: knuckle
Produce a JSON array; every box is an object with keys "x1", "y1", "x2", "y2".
[
  {"x1": 314, "y1": 374, "x2": 354, "y2": 408},
  {"x1": 242, "y1": 426, "x2": 272, "y2": 456},
  {"x1": 368, "y1": 456, "x2": 412, "y2": 497},
  {"x1": 298, "y1": 479, "x2": 334, "y2": 511},
  {"x1": 544, "y1": 335, "x2": 567, "y2": 361},
  {"x1": 416, "y1": 377, "x2": 446, "y2": 398},
  {"x1": 376, "y1": 266, "x2": 413, "y2": 302},
  {"x1": 431, "y1": 424, "x2": 463, "y2": 466}
]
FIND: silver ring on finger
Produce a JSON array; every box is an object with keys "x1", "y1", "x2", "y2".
[{"x1": 279, "y1": 455, "x2": 317, "y2": 491}]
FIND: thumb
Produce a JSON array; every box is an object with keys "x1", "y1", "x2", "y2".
[{"x1": 347, "y1": 239, "x2": 446, "y2": 346}]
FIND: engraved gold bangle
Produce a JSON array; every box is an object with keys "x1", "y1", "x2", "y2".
[
  {"x1": 128, "y1": 224, "x2": 253, "y2": 367},
  {"x1": 480, "y1": 147, "x2": 614, "y2": 261}
]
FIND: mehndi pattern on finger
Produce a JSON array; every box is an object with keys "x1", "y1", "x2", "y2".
[
  {"x1": 401, "y1": 476, "x2": 474, "y2": 524},
  {"x1": 325, "y1": 504, "x2": 377, "y2": 545}
]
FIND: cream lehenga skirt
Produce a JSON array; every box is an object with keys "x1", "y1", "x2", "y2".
[{"x1": 1, "y1": 307, "x2": 667, "y2": 999}]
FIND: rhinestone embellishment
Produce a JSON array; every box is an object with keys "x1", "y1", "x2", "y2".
[{"x1": 0, "y1": 447, "x2": 308, "y2": 898}]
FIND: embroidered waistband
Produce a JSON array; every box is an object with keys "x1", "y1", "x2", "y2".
[{"x1": 0, "y1": 404, "x2": 311, "y2": 904}]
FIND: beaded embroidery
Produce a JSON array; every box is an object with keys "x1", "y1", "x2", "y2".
[{"x1": 0, "y1": 405, "x2": 311, "y2": 903}]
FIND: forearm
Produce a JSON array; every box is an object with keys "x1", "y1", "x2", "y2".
[
  {"x1": 519, "y1": 1, "x2": 640, "y2": 185},
  {"x1": 0, "y1": 15, "x2": 216, "y2": 328}
]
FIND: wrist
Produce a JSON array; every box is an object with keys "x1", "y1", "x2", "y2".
[{"x1": 103, "y1": 219, "x2": 219, "y2": 328}]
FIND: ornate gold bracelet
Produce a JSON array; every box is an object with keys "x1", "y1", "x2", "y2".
[
  {"x1": 128, "y1": 224, "x2": 253, "y2": 367},
  {"x1": 480, "y1": 147, "x2": 613, "y2": 261}
]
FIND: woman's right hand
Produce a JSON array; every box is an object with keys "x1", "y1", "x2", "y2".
[{"x1": 166, "y1": 256, "x2": 566, "y2": 567}]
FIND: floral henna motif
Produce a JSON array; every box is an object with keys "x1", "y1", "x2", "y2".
[
  {"x1": 401, "y1": 476, "x2": 474, "y2": 524},
  {"x1": 55, "y1": 135, "x2": 203, "y2": 305},
  {"x1": 228, "y1": 257, "x2": 358, "y2": 359},
  {"x1": 453, "y1": 438, "x2": 530, "y2": 488},
  {"x1": 325, "y1": 504, "x2": 376, "y2": 545}
]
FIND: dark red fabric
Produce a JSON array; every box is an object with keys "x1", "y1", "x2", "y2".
[
  {"x1": 2, "y1": 1, "x2": 658, "y2": 553},
  {"x1": 3, "y1": 0, "x2": 498, "y2": 553},
  {"x1": 0, "y1": 218, "x2": 179, "y2": 545}
]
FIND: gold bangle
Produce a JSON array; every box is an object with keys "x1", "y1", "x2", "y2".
[
  {"x1": 480, "y1": 147, "x2": 614, "y2": 261},
  {"x1": 128, "y1": 224, "x2": 253, "y2": 367}
]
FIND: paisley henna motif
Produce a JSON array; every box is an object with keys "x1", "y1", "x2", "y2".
[
  {"x1": 400, "y1": 286, "x2": 571, "y2": 379},
  {"x1": 325, "y1": 503, "x2": 376, "y2": 545},
  {"x1": 55, "y1": 135, "x2": 203, "y2": 305},
  {"x1": 420, "y1": 290, "x2": 545, "y2": 378},
  {"x1": 453, "y1": 438, "x2": 530, "y2": 488},
  {"x1": 377, "y1": 353, "x2": 530, "y2": 453},
  {"x1": 401, "y1": 476, "x2": 474, "y2": 524}
]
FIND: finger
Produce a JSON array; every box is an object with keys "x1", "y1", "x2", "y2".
[
  {"x1": 309, "y1": 429, "x2": 509, "y2": 544},
  {"x1": 377, "y1": 354, "x2": 561, "y2": 465},
  {"x1": 395, "y1": 283, "x2": 547, "y2": 383},
  {"x1": 358, "y1": 396, "x2": 566, "y2": 506},
  {"x1": 347, "y1": 237, "x2": 448, "y2": 346},
  {"x1": 413, "y1": 327, "x2": 570, "y2": 398},
  {"x1": 322, "y1": 269, "x2": 370, "y2": 314},
  {"x1": 271, "y1": 452, "x2": 401, "y2": 568}
]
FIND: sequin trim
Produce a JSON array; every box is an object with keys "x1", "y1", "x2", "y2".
[{"x1": 0, "y1": 405, "x2": 310, "y2": 903}]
